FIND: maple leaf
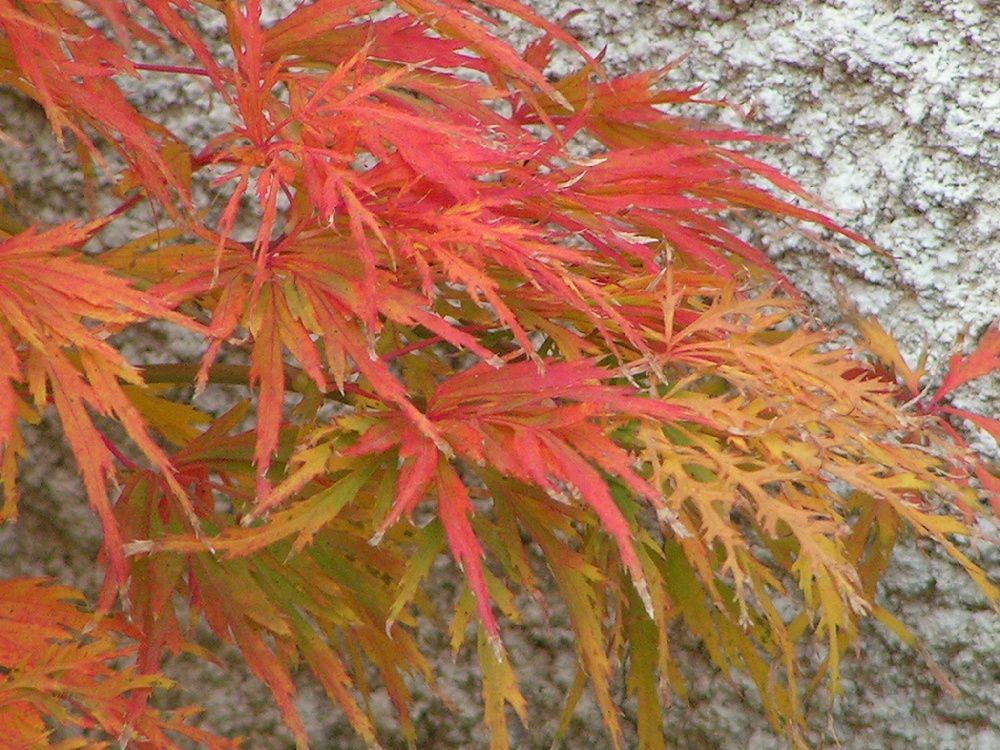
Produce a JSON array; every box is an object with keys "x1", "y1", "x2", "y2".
[
  {"x1": 107, "y1": 404, "x2": 436, "y2": 749},
  {"x1": 931, "y1": 323, "x2": 1000, "y2": 404},
  {"x1": 0, "y1": 577, "x2": 240, "y2": 749},
  {"x1": 0, "y1": 1, "x2": 194, "y2": 208},
  {"x1": 0, "y1": 222, "x2": 201, "y2": 591},
  {"x1": 1, "y1": 2, "x2": 996, "y2": 749},
  {"x1": 337, "y1": 359, "x2": 703, "y2": 649}
]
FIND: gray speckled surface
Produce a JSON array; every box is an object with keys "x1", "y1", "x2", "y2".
[{"x1": 1, "y1": 1, "x2": 998, "y2": 748}]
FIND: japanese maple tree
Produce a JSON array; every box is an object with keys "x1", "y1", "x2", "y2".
[{"x1": 0, "y1": 1, "x2": 997, "y2": 748}]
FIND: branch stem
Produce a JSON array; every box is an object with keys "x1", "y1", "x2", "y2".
[{"x1": 139, "y1": 362, "x2": 356, "y2": 402}]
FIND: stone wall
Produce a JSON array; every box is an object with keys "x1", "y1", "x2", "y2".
[
  {"x1": 1, "y1": 1, "x2": 997, "y2": 748},
  {"x1": 511, "y1": 3, "x2": 1000, "y2": 747}
]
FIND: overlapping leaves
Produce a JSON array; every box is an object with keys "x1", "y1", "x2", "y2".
[
  {"x1": 0, "y1": 577, "x2": 238, "y2": 749},
  {"x1": 0, "y1": 1, "x2": 996, "y2": 749},
  {"x1": 0, "y1": 222, "x2": 200, "y2": 593}
]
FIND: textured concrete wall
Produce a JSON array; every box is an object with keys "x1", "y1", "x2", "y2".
[
  {"x1": 1, "y1": 1, "x2": 997, "y2": 748},
  {"x1": 516, "y1": 0, "x2": 1000, "y2": 448},
  {"x1": 508, "y1": 2, "x2": 1000, "y2": 748}
]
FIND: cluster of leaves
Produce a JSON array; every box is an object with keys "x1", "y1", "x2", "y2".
[
  {"x1": 0, "y1": 578, "x2": 241, "y2": 749},
  {"x1": 0, "y1": 1, "x2": 996, "y2": 748}
]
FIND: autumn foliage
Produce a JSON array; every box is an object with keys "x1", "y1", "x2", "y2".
[{"x1": 0, "y1": 1, "x2": 997, "y2": 748}]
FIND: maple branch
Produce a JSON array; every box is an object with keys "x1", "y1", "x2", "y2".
[
  {"x1": 382, "y1": 325, "x2": 490, "y2": 361},
  {"x1": 141, "y1": 362, "x2": 298, "y2": 388},
  {"x1": 139, "y1": 362, "x2": 349, "y2": 402},
  {"x1": 132, "y1": 62, "x2": 213, "y2": 78},
  {"x1": 100, "y1": 431, "x2": 138, "y2": 471},
  {"x1": 106, "y1": 193, "x2": 144, "y2": 220}
]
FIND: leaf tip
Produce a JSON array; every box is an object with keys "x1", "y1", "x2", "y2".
[{"x1": 633, "y1": 576, "x2": 656, "y2": 621}]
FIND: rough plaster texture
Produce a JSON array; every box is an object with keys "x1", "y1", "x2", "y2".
[
  {"x1": 516, "y1": 0, "x2": 1000, "y2": 453},
  {"x1": 1, "y1": 1, "x2": 998, "y2": 748}
]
